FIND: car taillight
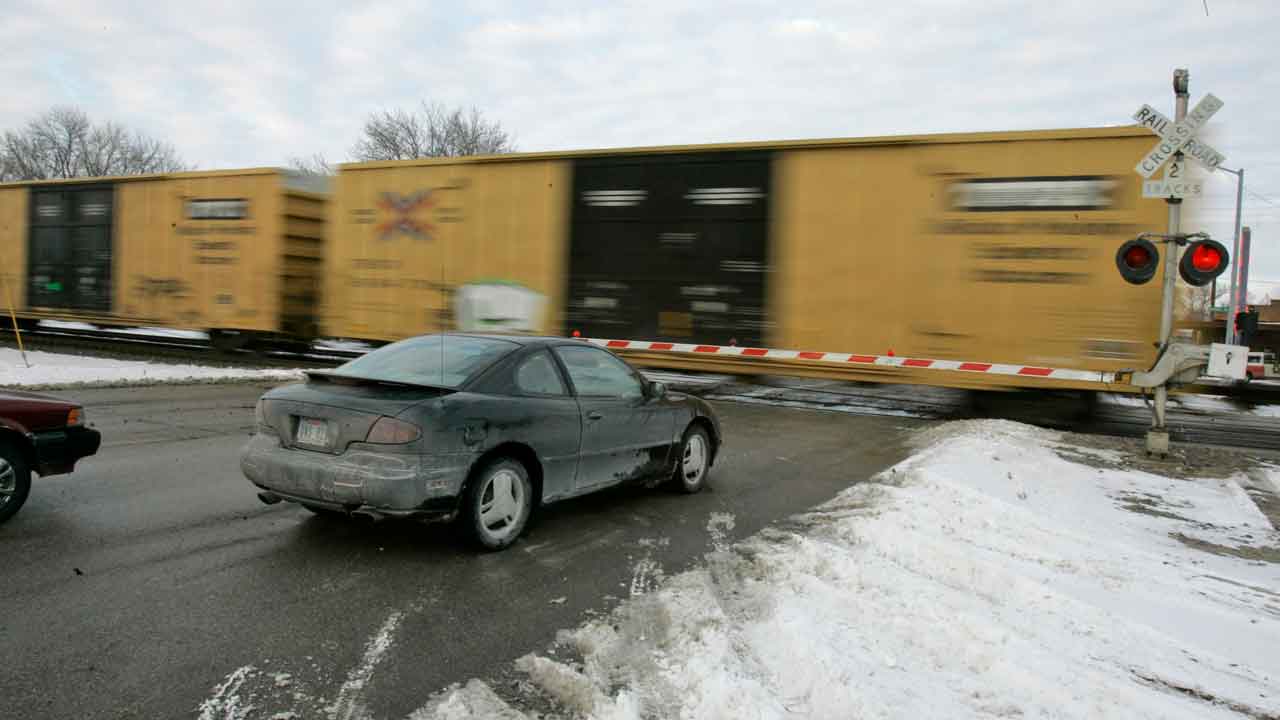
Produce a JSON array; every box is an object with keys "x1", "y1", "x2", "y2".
[
  {"x1": 67, "y1": 407, "x2": 84, "y2": 427},
  {"x1": 366, "y1": 417, "x2": 421, "y2": 444}
]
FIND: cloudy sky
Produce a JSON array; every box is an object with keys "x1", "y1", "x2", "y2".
[{"x1": 5, "y1": 1, "x2": 1279, "y2": 278}]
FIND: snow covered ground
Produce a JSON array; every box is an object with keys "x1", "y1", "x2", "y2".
[
  {"x1": 418, "y1": 421, "x2": 1280, "y2": 720},
  {"x1": 1, "y1": 347, "x2": 302, "y2": 389}
]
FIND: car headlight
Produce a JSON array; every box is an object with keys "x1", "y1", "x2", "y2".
[{"x1": 67, "y1": 407, "x2": 85, "y2": 427}]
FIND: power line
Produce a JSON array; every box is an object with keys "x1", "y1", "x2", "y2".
[{"x1": 1247, "y1": 189, "x2": 1280, "y2": 208}]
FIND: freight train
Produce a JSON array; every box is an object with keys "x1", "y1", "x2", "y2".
[{"x1": 0, "y1": 126, "x2": 1177, "y2": 390}]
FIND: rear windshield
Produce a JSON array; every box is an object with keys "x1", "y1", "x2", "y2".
[{"x1": 330, "y1": 335, "x2": 517, "y2": 388}]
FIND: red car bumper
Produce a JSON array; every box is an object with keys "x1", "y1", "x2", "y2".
[{"x1": 32, "y1": 426, "x2": 102, "y2": 476}]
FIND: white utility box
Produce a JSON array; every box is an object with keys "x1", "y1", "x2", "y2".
[{"x1": 1207, "y1": 343, "x2": 1249, "y2": 381}]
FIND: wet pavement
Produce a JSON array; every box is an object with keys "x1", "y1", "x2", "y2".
[{"x1": 0, "y1": 382, "x2": 928, "y2": 719}]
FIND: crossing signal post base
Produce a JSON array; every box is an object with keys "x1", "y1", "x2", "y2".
[{"x1": 1146, "y1": 430, "x2": 1170, "y2": 457}]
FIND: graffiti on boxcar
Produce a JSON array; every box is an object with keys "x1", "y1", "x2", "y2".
[
  {"x1": 134, "y1": 276, "x2": 190, "y2": 299},
  {"x1": 376, "y1": 190, "x2": 435, "y2": 241},
  {"x1": 176, "y1": 224, "x2": 250, "y2": 265},
  {"x1": 349, "y1": 185, "x2": 466, "y2": 241}
]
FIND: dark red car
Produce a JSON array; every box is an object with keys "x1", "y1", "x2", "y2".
[{"x1": 0, "y1": 390, "x2": 102, "y2": 524}]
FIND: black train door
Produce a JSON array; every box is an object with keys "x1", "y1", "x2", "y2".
[
  {"x1": 567, "y1": 151, "x2": 770, "y2": 346},
  {"x1": 27, "y1": 184, "x2": 113, "y2": 312}
]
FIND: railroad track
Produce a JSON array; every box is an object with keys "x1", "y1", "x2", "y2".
[{"x1": 0, "y1": 326, "x2": 361, "y2": 369}]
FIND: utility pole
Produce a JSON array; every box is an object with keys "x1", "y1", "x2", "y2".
[
  {"x1": 1148, "y1": 68, "x2": 1190, "y2": 455},
  {"x1": 1219, "y1": 166, "x2": 1245, "y2": 343}
]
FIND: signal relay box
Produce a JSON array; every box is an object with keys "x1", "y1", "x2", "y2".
[{"x1": 1207, "y1": 343, "x2": 1249, "y2": 381}]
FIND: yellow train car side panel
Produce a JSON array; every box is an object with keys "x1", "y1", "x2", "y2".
[
  {"x1": 771, "y1": 130, "x2": 1169, "y2": 374},
  {"x1": 325, "y1": 160, "x2": 570, "y2": 341},
  {"x1": 0, "y1": 187, "x2": 28, "y2": 315},
  {"x1": 114, "y1": 172, "x2": 283, "y2": 332}
]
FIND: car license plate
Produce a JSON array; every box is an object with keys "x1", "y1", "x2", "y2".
[{"x1": 296, "y1": 418, "x2": 328, "y2": 446}]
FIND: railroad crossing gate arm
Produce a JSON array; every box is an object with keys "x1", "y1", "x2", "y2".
[{"x1": 1128, "y1": 343, "x2": 1247, "y2": 388}]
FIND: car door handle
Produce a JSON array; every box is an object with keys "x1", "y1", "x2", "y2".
[{"x1": 586, "y1": 410, "x2": 604, "y2": 421}]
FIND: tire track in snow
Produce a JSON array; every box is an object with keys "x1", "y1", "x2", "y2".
[
  {"x1": 628, "y1": 537, "x2": 669, "y2": 597},
  {"x1": 197, "y1": 664, "x2": 257, "y2": 720},
  {"x1": 707, "y1": 512, "x2": 736, "y2": 552},
  {"x1": 325, "y1": 610, "x2": 405, "y2": 720}
]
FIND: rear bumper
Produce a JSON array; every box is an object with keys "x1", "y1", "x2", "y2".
[
  {"x1": 240, "y1": 434, "x2": 473, "y2": 515},
  {"x1": 33, "y1": 426, "x2": 102, "y2": 476}
]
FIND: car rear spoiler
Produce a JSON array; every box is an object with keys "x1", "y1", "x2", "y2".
[{"x1": 303, "y1": 370, "x2": 458, "y2": 392}]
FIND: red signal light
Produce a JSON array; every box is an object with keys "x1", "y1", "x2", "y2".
[
  {"x1": 1123, "y1": 244, "x2": 1152, "y2": 269},
  {"x1": 1178, "y1": 238, "x2": 1229, "y2": 287},
  {"x1": 1189, "y1": 243, "x2": 1221, "y2": 272},
  {"x1": 1115, "y1": 238, "x2": 1159, "y2": 285}
]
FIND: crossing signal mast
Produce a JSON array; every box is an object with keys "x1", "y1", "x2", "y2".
[{"x1": 1121, "y1": 69, "x2": 1247, "y2": 456}]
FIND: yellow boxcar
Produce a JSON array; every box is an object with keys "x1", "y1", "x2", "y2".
[
  {"x1": 324, "y1": 159, "x2": 570, "y2": 341},
  {"x1": 771, "y1": 127, "x2": 1168, "y2": 373},
  {"x1": 324, "y1": 126, "x2": 1177, "y2": 390},
  {"x1": 0, "y1": 168, "x2": 325, "y2": 344}
]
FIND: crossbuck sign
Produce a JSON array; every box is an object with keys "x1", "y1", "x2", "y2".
[{"x1": 1133, "y1": 93, "x2": 1226, "y2": 199}]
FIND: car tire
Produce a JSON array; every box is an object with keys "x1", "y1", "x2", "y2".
[
  {"x1": 670, "y1": 424, "x2": 711, "y2": 494},
  {"x1": 0, "y1": 440, "x2": 33, "y2": 525},
  {"x1": 463, "y1": 457, "x2": 533, "y2": 551}
]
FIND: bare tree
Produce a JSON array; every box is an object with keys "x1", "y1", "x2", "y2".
[
  {"x1": 0, "y1": 106, "x2": 188, "y2": 181},
  {"x1": 351, "y1": 101, "x2": 514, "y2": 161},
  {"x1": 286, "y1": 152, "x2": 335, "y2": 176}
]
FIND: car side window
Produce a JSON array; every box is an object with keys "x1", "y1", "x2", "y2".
[
  {"x1": 555, "y1": 346, "x2": 643, "y2": 400},
  {"x1": 515, "y1": 351, "x2": 568, "y2": 396}
]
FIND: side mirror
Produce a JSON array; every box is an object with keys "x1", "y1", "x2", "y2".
[{"x1": 650, "y1": 381, "x2": 668, "y2": 399}]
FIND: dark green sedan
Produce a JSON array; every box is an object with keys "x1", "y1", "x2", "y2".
[{"x1": 241, "y1": 334, "x2": 722, "y2": 550}]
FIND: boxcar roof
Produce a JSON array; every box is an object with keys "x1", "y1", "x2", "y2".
[{"x1": 338, "y1": 124, "x2": 1153, "y2": 172}]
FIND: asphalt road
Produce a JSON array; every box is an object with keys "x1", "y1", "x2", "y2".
[{"x1": 0, "y1": 382, "x2": 928, "y2": 720}]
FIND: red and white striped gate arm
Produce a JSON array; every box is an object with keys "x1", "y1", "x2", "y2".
[{"x1": 585, "y1": 338, "x2": 1118, "y2": 384}]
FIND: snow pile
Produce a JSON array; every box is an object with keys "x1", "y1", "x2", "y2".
[
  {"x1": 419, "y1": 420, "x2": 1280, "y2": 720},
  {"x1": 1, "y1": 347, "x2": 302, "y2": 389}
]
